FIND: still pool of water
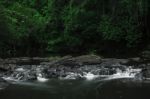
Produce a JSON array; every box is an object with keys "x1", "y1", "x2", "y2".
[{"x1": 0, "y1": 79, "x2": 150, "y2": 99}]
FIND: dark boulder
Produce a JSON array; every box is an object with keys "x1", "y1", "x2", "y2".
[
  {"x1": 135, "y1": 65, "x2": 150, "y2": 80},
  {"x1": 142, "y1": 66, "x2": 150, "y2": 78},
  {"x1": 70, "y1": 55, "x2": 102, "y2": 65},
  {"x1": 100, "y1": 58, "x2": 127, "y2": 67},
  {"x1": 141, "y1": 51, "x2": 150, "y2": 60},
  {"x1": 0, "y1": 64, "x2": 16, "y2": 72}
]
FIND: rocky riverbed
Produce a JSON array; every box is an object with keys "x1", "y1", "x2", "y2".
[{"x1": 0, "y1": 55, "x2": 150, "y2": 89}]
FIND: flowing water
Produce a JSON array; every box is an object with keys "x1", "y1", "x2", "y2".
[
  {"x1": 0, "y1": 66, "x2": 150, "y2": 99},
  {"x1": 0, "y1": 78, "x2": 150, "y2": 99}
]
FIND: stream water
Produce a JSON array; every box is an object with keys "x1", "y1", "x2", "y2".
[
  {"x1": 1, "y1": 75, "x2": 150, "y2": 99},
  {"x1": 0, "y1": 65, "x2": 150, "y2": 99},
  {"x1": 0, "y1": 78, "x2": 150, "y2": 99}
]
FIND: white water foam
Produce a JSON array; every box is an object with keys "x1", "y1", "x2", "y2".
[
  {"x1": 2, "y1": 66, "x2": 142, "y2": 82},
  {"x1": 2, "y1": 77, "x2": 19, "y2": 82},
  {"x1": 15, "y1": 68, "x2": 25, "y2": 72},
  {"x1": 84, "y1": 72, "x2": 99, "y2": 80},
  {"x1": 37, "y1": 74, "x2": 48, "y2": 82},
  {"x1": 37, "y1": 77, "x2": 48, "y2": 82},
  {"x1": 59, "y1": 67, "x2": 142, "y2": 81},
  {"x1": 82, "y1": 68, "x2": 142, "y2": 81},
  {"x1": 107, "y1": 68, "x2": 142, "y2": 80}
]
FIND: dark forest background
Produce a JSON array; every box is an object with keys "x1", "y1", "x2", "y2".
[{"x1": 0, "y1": 0, "x2": 149, "y2": 58}]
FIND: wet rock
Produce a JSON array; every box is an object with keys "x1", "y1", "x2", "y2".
[
  {"x1": 2, "y1": 57, "x2": 52, "y2": 66},
  {"x1": 126, "y1": 57, "x2": 140, "y2": 65},
  {"x1": 59, "y1": 59, "x2": 80, "y2": 67},
  {"x1": 100, "y1": 58, "x2": 126, "y2": 67},
  {"x1": 70, "y1": 55, "x2": 102, "y2": 65},
  {"x1": 32, "y1": 57, "x2": 50, "y2": 62},
  {"x1": 142, "y1": 66, "x2": 150, "y2": 78},
  {"x1": 0, "y1": 58, "x2": 3, "y2": 63},
  {"x1": 43, "y1": 66, "x2": 68, "y2": 78},
  {"x1": 0, "y1": 59, "x2": 6, "y2": 72},
  {"x1": 0, "y1": 64, "x2": 16, "y2": 72},
  {"x1": 100, "y1": 58, "x2": 142, "y2": 67},
  {"x1": 0, "y1": 66, "x2": 8, "y2": 72},
  {"x1": 130, "y1": 57, "x2": 141, "y2": 62},
  {"x1": 26, "y1": 73, "x2": 37, "y2": 81},
  {"x1": 135, "y1": 73, "x2": 143, "y2": 80},
  {"x1": 10, "y1": 71, "x2": 37, "y2": 81},
  {"x1": 141, "y1": 51, "x2": 150, "y2": 60},
  {"x1": 135, "y1": 65, "x2": 150, "y2": 80},
  {"x1": 3, "y1": 58, "x2": 17, "y2": 64},
  {"x1": 40, "y1": 56, "x2": 72, "y2": 66},
  {"x1": 16, "y1": 57, "x2": 40, "y2": 65},
  {"x1": 1, "y1": 55, "x2": 149, "y2": 81}
]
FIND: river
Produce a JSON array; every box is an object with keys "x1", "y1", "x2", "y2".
[
  {"x1": 0, "y1": 57, "x2": 150, "y2": 99},
  {"x1": 0, "y1": 77, "x2": 150, "y2": 99}
]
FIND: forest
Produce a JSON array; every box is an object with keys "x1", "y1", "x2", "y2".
[{"x1": 0, "y1": 0, "x2": 149, "y2": 58}]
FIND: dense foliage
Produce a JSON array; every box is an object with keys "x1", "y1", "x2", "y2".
[{"x1": 0, "y1": 0, "x2": 149, "y2": 57}]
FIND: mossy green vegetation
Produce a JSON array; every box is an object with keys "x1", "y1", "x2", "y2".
[{"x1": 0, "y1": 0, "x2": 149, "y2": 57}]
